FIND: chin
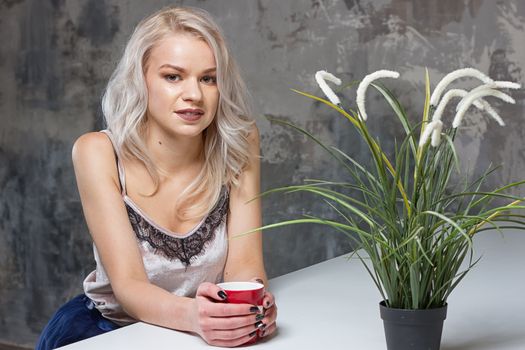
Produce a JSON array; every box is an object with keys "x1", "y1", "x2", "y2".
[{"x1": 172, "y1": 125, "x2": 207, "y2": 138}]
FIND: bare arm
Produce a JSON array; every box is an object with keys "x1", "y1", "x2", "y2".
[
  {"x1": 223, "y1": 126, "x2": 277, "y2": 338},
  {"x1": 224, "y1": 126, "x2": 267, "y2": 283}
]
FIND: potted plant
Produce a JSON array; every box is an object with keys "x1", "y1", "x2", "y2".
[{"x1": 256, "y1": 68, "x2": 525, "y2": 349}]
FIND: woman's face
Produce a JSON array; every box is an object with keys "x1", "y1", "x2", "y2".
[{"x1": 144, "y1": 32, "x2": 219, "y2": 139}]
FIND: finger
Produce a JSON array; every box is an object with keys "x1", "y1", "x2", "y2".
[
  {"x1": 206, "y1": 312, "x2": 264, "y2": 330},
  {"x1": 258, "y1": 321, "x2": 277, "y2": 339},
  {"x1": 259, "y1": 304, "x2": 277, "y2": 329},
  {"x1": 210, "y1": 320, "x2": 266, "y2": 340},
  {"x1": 250, "y1": 277, "x2": 265, "y2": 285},
  {"x1": 196, "y1": 282, "x2": 228, "y2": 302},
  {"x1": 262, "y1": 291, "x2": 275, "y2": 309},
  {"x1": 200, "y1": 301, "x2": 260, "y2": 318},
  {"x1": 208, "y1": 329, "x2": 258, "y2": 347}
]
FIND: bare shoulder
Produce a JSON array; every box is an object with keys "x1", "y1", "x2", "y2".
[
  {"x1": 72, "y1": 132, "x2": 113, "y2": 160},
  {"x1": 72, "y1": 132, "x2": 116, "y2": 167},
  {"x1": 71, "y1": 132, "x2": 119, "y2": 184}
]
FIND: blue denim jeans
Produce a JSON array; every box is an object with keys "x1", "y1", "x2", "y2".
[{"x1": 36, "y1": 294, "x2": 122, "y2": 350}]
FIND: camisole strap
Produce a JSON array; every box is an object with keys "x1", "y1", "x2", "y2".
[{"x1": 100, "y1": 130, "x2": 127, "y2": 195}]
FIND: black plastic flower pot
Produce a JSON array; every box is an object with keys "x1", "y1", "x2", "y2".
[{"x1": 379, "y1": 301, "x2": 448, "y2": 350}]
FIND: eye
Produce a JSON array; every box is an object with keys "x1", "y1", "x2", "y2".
[
  {"x1": 201, "y1": 75, "x2": 217, "y2": 84},
  {"x1": 164, "y1": 74, "x2": 181, "y2": 82}
]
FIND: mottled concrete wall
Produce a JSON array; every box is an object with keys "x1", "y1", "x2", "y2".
[{"x1": 1, "y1": 0, "x2": 524, "y2": 347}]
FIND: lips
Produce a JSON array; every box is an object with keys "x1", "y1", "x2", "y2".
[{"x1": 175, "y1": 108, "x2": 204, "y2": 122}]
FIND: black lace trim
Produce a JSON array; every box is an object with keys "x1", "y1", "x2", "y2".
[{"x1": 126, "y1": 189, "x2": 229, "y2": 267}]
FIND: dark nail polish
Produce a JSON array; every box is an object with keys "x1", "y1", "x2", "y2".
[
  {"x1": 255, "y1": 278, "x2": 264, "y2": 285},
  {"x1": 265, "y1": 301, "x2": 270, "y2": 307},
  {"x1": 249, "y1": 330, "x2": 257, "y2": 337},
  {"x1": 255, "y1": 321, "x2": 265, "y2": 329},
  {"x1": 256, "y1": 313, "x2": 264, "y2": 321},
  {"x1": 250, "y1": 306, "x2": 259, "y2": 313},
  {"x1": 218, "y1": 290, "x2": 227, "y2": 300}
]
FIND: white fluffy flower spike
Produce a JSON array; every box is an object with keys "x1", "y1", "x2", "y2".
[
  {"x1": 453, "y1": 88, "x2": 516, "y2": 128},
  {"x1": 315, "y1": 70, "x2": 342, "y2": 106},
  {"x1": 479, "y1": 100, "x2": 505, "y2": 126},
  {"x1": 430, "y1": 68, "x2": 493, "y2": 106},
  {"x1": 356, "y1": 70, "x2": 400, "y2": 121},
  {"x1": 430, "y1": 120, "x2": 444, "y2": 147},
  {"x1": 432, "y1": 89, "x2": 484, "y2": 123},
  {"x1": 456, "y1": 85, "x2": 514, "y2": 112},
  {"x1": 491, "y1": 81, "x2": 521, "y2": 90},
  {"x1": 419, "y1": 120, "x2": 444, "y2": 147}
]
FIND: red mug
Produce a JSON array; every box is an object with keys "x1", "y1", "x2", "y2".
[{"x1": 216, "y1": 281, "x2": 265, "y2": 344}]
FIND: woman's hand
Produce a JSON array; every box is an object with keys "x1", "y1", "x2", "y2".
[
  {"x1": 249, "y1": 277, "x2": 277, "y2": 340},
  {"x1": 257, "y1": 289, "x2": 278, "y2": 339},
  {"x1": 191, "y1": 282, "x2": 264, "y2": 347}
]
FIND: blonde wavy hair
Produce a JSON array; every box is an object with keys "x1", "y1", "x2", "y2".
[{"x1": 102, "y1": 6, "x2": 254, "y2": 220}]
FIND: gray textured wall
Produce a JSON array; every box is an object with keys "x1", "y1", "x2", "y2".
[{"x1": 1, "y1": 0, "x2": 524, "y2": 347}]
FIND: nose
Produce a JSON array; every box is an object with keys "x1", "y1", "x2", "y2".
[{"x1": 181, "y1": 78, "x2": 203, "y2": 102}]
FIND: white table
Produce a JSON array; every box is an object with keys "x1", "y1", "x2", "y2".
[{"x1": 60, "y1": 229, "x2": 525, "y2": 349}]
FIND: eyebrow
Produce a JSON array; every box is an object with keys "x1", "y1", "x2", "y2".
[{"x1": 159, "y1": 64, "x2": 216, "y2": 73}]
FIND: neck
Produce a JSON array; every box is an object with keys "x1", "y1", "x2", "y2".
[{"x1": 144, "y1": 126, "x2": 205, "y2": 176}]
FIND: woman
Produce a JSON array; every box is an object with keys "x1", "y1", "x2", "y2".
[{"x1": 36, "y1": 6, "x2": 277, "y2": 349}]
